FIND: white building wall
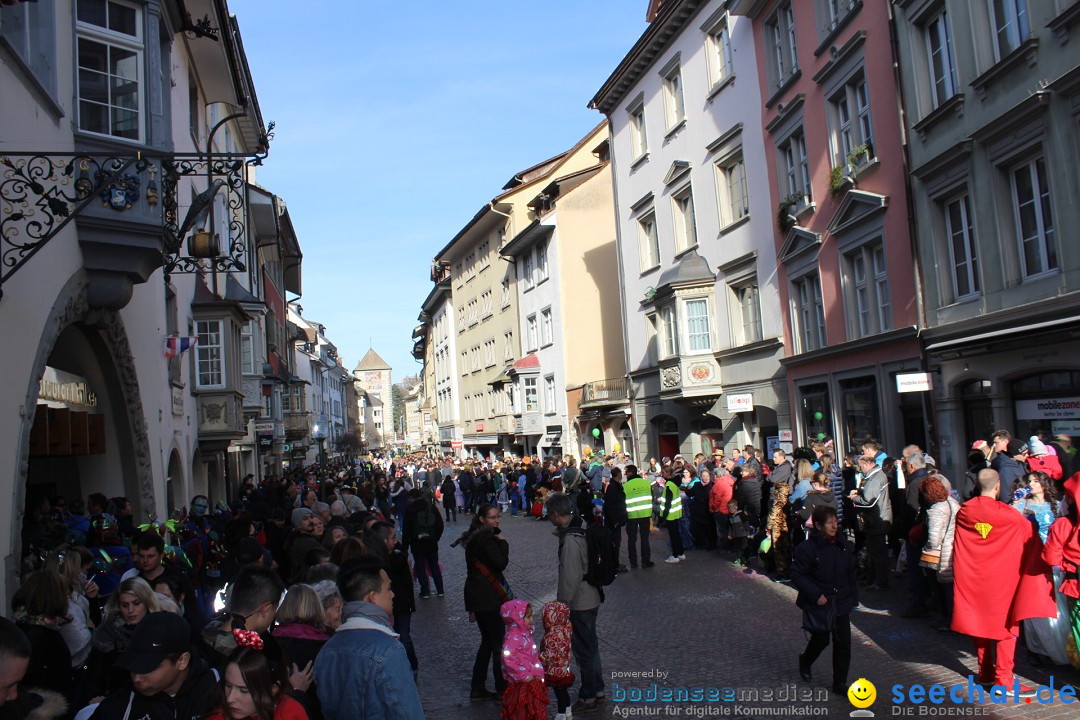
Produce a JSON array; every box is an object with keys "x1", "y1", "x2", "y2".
[{"x1": 610, "y1": 8, "x2": 778, "y2": 372}]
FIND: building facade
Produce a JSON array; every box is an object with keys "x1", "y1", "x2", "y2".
[
  {"x1": 0, "y1": 0, "x2": 307, "y2": 602},
  {"x1": 353, "y1": 348, "x2": 392, "y2": 451},
  {"x1": 892, "y1": 0, "x2": 1080, "y2": 477},
  {"x1": 498, "y1": 124, "x2": 629, "y2": 460},
  {"x1": 592, "y1": 0, "x2": 790, "y2": 462},
  {"x1": 729, "y1": 0, "x2": 924, "y2": 457}
]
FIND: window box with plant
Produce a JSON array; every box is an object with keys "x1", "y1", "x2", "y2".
[{"x1": 777, "y1": 193, "x2": 807, "y2": 232}]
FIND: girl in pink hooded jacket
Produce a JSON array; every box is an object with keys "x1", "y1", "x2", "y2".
[{"x1": 500, "y1": 600, "x2": 546, "y2": 720}]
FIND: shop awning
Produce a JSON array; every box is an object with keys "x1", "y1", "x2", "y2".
[{"x1": 925, "y1": 315, "x2": 1080, "y2": 353}]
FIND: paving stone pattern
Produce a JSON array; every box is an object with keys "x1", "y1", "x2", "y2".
[{"x1": 409, "y1": 514, "x2": 1080, "y2": 719}]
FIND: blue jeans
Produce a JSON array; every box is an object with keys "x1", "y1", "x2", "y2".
[
  {"x1": 412, "y1": 549, "x2": 444, "y2": 596},
  {"x1": 570, "y1": 608, "x2": 602, "y2": 700}
]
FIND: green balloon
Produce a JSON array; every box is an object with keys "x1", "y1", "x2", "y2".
[
  {"x1": 813, "y1": 411, "x2": 823, "y2": 421},
  {"x1": 817, "y1": 432, "x2": 826, "y2": 441},
  {"x1": 591, "y1": 428, "x2": 601, "y2": 438}
]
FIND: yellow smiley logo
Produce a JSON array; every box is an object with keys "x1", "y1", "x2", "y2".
[{"x1": 848, "y1": 678, "x2": 876, "y2": 708}]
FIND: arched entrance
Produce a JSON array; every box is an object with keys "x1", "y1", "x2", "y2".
[
  {"x1": 166, "y1": 448, "x2": 184, "y2": 518},
  {"x1": 16, "y1": 276, "x2": 154, "y2": 571}
]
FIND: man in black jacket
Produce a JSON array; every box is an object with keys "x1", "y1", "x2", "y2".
[
  {"x1": 604, "y1": 467, "x2": 629, "y2": 573},
  {"x1": 403, "y1": 490, "x2": 446, "y2": 598},
  {"x1": 90, "y1": 612, "x2": 216, "y2": 720}
]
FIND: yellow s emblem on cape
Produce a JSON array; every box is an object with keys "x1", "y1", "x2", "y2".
[{"x1": 974, "y1": 522, "x2": 993, "y2": 539}]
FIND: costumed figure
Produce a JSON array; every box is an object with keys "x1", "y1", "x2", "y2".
[
  {"x1": 500, "y1": 600, "x2": 546, "y2": 720},
  {"x1": 951, "y1": 470, "x2": 1056, "y2": 691},
  {"x1": 540, "y1": 601, "x2": 574, "y2": 720},
  {"x1": 1042, "y1": 472, "x2": 1080, "y2": 668}
]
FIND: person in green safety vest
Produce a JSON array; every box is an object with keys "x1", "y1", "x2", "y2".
[
  {"x1": 661, "y1": 475, "x2": 685, "y2": 564},
  {"x1": 622, "y1": 466, "x2": 654, "y2": 569}
]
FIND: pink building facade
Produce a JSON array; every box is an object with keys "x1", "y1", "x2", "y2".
[{"x1": 729, "y1": 0, "x2": 926, "y2": 455}]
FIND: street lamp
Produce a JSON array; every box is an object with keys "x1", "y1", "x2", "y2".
[{"x1": 312, "y1": 423, "x2": 327, "y2": 467}]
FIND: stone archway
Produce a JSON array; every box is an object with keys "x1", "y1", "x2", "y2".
[{"x1": 12, "y1": 272, "x2": 155, "y2": 587}]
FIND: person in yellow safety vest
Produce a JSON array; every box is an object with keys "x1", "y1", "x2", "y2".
[
  {"x1": 661, "y1": 476, "x2": 686, "y2": 563},
  {"x1": 622, "y1": 466, "x2": 655, "y2": 569}
]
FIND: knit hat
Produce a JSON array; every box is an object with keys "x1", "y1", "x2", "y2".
[
  {"x1": 291, "y1": 507, "x2": 313, "y2": 528},
  {"x1": 1026, "y1": 436, "x2": 1048, "y2": 456},
  {"x1": 1007, "y1": 439, "x2": 1027, "y2": 457}
]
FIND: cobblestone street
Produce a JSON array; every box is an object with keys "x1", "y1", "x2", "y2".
[{"x1": 411, "y1": 514, "x2": 1080, "y2": 720}]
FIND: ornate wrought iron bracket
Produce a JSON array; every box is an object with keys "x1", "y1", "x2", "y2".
[
  {"x1": 161, "y1": 155, "x2": 249, "y2": 277},
  {"x1": 0, "y1": 153, "x2": 147, "y2": 302}
]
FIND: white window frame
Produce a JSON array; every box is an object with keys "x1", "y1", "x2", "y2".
[
  {"x1": 778, "y1": 128, "x2": 812, "y2": 206},
  {"x1": 536, "y1": 244, "x2": 549, "y2": 282},
  {"x1": 628, "y1": 97, "x2": 648, "y2": 160},
  {"x1": 637, "y1": 210, "x2": 660, "y2": 272},
  {"x1": 671, "y1": 184, "x2": 698, "y2": 254},
  {"x1": 195, "y1": 319, "x2": 225, "y2": 389},
  {"x1": 989, "y1": 0, "x2": 1030, "y2": 61},
  {"x1": 544, "y1": 375, "x2": 556, "y2": 414},
  {"x1": 661, "y1": 60, "x2": 686, "y2": 130},
  {"x1": 240, "y1": 320, "x2": 257, "y2": 375},
  {"x1": 925, "y1": 9, "x2": 958, "y2": 108},
  {"x1": 481, "y1": 290, "x2": 493, "y2": 318},
  {"x1": 715, "y1": 152, "x2": 749, "y2": 228},
  {"x1": 75, "y1": 0, "x2": 144, "y2": 143},
  {"x1": 828, "y1": 74, "x2": 874, "y2": 168},
  {"x1": 659, "y1": 304, "x2": 679, "y2": 359},
  {"x1": 504, "y1": 330, "x2": 514, "y2": 360},
  {"x1": 843, "y1": 241, "x2": 891, "y2": 338},
  {"x1": 731, "y1": 281, "x2": 763, "y2": 345},
  {"x1": 944, "y1": 194, "x2": 980, "y2": 300},
  {"x1": 501, "y1": 279, "x2": 511, "y2": 307},
  {"x1": 541, "y1": 307, "x2": 553, "y2": 346},
  {"x1": 1010, "y1": 156, "x2": 1057, "y2": 278},
  {"x1": 522, "y1": 253, "x2": 534, "y2": 290},
  {"x1": 684, "y1": 297, "x2": 712, "y2": 353},
  {"x1": 704, "y1": 12, "x2": 733, "y2": 90},
  {"x1": 523, "y1": 377, "x2": 539, "y2": 413},
  {"x1": 792, "y1": 273, "x2": 826, "y2": 352},
  {"x1": 527, "y1": 314, "x2": 538, "y2": 351}
]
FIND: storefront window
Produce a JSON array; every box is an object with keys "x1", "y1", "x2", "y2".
[
  {"x1": 1012, "y1": 372, "x2": 1080, "y2": 441},
  {"x1": 799, "y1": 383, "x2": 831, "y2": 446},
  {"x1": 840, "y1": 376, "x2": 880, "y2": 448}
]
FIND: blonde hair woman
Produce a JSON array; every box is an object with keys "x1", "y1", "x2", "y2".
[
  {"x1": 272, "y1": 583, "x2": 329, "y2": 708},
  {"x1": 85, "y1": 577, "x2": 162, "y2": 698},
  {"x1": 45, "y1": 545, "x2": 97, "y2": 667}
]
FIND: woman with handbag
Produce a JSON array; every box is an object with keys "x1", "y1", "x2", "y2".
[
  {"x1": 791, "y1": 505, "x2": 857, "y2": 695},
  {"x1": 920, "y1": 475, "x2": 960, "y2": 630},
  {"x1": 459, "y1": 503, "x2": 511, "y2": 700}
]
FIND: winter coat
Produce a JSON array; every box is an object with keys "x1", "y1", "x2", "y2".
[
  {"x1": 16, "y1": 623, "x2": 70, "y2": 701},
  {"x1": 555, "y1": 518, "x2": 601, "y2": 611},
  {"x1": 463, "y1": 526, "x2": 510, "y2": 613},
  {"x1": 924, "y1": 496, "x2": 960, "y2": 582},
  {"x1": 770, "y1": 461, "x2": 794, "y2": 490},
  {"x1": 853, "y1": 467, "x2": 892, "y2": 531},
  {"x1": 796, "y1": 489, "x2": 837, "y2": 526},
  {"x1": 314, "y1": 601, "x2": 424, "y2": 720},
  {"x1": 791, "y1": 530, "x2": 859, "y2": 619},
  {"x1": 991, "y1": 454, "x2": 1025, "y2": 503},
  {"x1": 709, "y1": 474, "x2": 734, "y2": 514},
  {"x1": 0, "y1": 687, "x2": 67, "y2": 720},
  {"x1": 603, "y1": 480, "x2": 628, "y2": 525},
  {"x1": 539, "y1": 602, "x2": 574, "y2": 686},
  {"x1": 500, "y1": 600, "x2": 543, "y2": 683},
  {"x1": 1042, "y1": 472, "x2": 1080, "y2": 599},
  {"x1": 1027, "y1": 453, "x2": 1064, "y2": 482},
  {"x1": 734, "y1": 476, "x2": 763, "y2": 523},
  {"x1": 440, "y1": 479, "x2": 456, "y2": 507},
  {"x1": 403, "y1": 496, "x2": 444, "y2": 556},
  {"x1": 89, "y1": 658, "x2": 217, "y2": 720},
  {"x1": 205, "y1": 694, "x2": 309, "y2": 720},
  {"x1": 273, "y1": 622, "x2": 330, "y2": 671}
]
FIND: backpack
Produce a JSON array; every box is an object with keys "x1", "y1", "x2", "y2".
[
  {"x1": 415, "y1": 501, "x2": 438, "y2": 541},
  {"x1": 571, "y1": 523, "x2": 618, "y2": 599}
]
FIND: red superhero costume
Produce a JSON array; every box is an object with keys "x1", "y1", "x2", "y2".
[{"x1": 951, "y1": 495, "x2": 1056, "y2": 685}]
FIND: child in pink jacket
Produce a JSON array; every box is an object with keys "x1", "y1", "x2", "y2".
[{"x1": 500, "y1": 600, "x2": 546, "y2": 720}]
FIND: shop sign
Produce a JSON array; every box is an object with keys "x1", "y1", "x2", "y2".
[
  {"x1": 1016, "y1": 397, "x2": 1080, "y2": 420},
  {"x1": 450, "y1": 441, "x2": 463, "y2": 450},
  {"x1": 258, "y1": 434, "x2": 274, "y2": 448},
  {"x1": 1052, "y1": 421, "x2": 1080, "y2": 437},
  {"x1": 255, "y1": 421, "x2": 275, "y2": 433},
  {"x1": 727, "y1": 393, "x2": 753, "y2": 413},
  {"x1": 896, "y1": 372, "x2": 932, "y2": 393},
  {"x1": 39, "y1": 367, "x2": 98, "y2": 408},
  {"x1": 779, "y1": 429, "x2": 793, "y2": 443},
  {"x1": 475, "y1": 423, "x2": 484, "y2": 432}
]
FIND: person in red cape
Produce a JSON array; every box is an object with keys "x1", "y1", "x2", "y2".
[
  {"x1": 951, "y1": 468, "x2": 1056, "y2": 693},
  {"x1": 1042, "y1": 472, "x2": 1080, "y2": 666}
]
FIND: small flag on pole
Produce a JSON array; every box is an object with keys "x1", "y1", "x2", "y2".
[{"x1": 164, "y1": 336, "x2": 198, "y2": 359}]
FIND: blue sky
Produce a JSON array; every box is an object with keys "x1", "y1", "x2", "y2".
[{"x1": 230, "y1": 1, "x2": 648, "y2": 381}]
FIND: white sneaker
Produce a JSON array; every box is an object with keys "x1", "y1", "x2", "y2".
[
  {"x1": 677, "y1": 554, "x2": 686, "y2": 560},
  {"x1": 555, "y1": 714, "x2": 567, "y2": 720},
  {"x1": 665, "y1": 556, "x2": 680, "y2": 563}
]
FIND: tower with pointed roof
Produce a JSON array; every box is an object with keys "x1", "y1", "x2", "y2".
[{"x1": 353, "y1": 348, "x2": 393, "y2": 450}]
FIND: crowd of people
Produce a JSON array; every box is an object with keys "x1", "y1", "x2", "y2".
[{"x1": 3, "y1": 432, "x2": 1079, "y2": 719}]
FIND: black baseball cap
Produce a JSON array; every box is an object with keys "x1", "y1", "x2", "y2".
[{"x1": 115, "y1": 612, "x2": 191, "y2": 674}]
